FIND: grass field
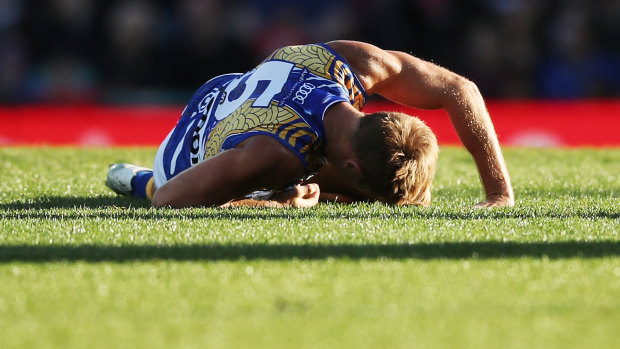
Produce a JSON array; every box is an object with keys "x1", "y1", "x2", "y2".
[{"x1": 1, "y1": 146, "x2": 619, "y2": 349}]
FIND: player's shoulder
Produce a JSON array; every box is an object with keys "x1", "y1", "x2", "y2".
[
  {"x1": 325, "y1": 40, "x2": 387, "y2": 63},
  {"x1": 324, "y1": 40, "x2": 398, "y2": 92}
]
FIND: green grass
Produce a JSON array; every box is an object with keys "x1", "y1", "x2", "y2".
[{"x1": 1, "y1": 146, "x2": 619, "y2": 349}]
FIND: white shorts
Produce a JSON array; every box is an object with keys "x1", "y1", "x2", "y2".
[{"x1": 153, "y1": 129, "x2": 174, "y2": 189}]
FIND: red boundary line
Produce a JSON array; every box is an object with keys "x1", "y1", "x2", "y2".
[{"x1": 1, "y1": 101, "x2": 619, "y2": 147}]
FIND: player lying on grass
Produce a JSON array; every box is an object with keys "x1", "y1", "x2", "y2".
[{"x1": 106, "y1": 40, "x2": 514, "y2": 208}]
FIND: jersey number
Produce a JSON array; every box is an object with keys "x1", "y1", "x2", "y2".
[{"x1": 214, "y1": 61, "x2": 294, "y2": 120}]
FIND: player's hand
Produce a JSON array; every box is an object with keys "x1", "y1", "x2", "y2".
[
  {"x1": 273, "y1": 183, "x2": 320, "y2": 208},
  {"x1": 475, "y1": 193, "x2": 514, "y2": 208}
]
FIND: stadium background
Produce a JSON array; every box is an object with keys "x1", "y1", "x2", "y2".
[{"x1": 0, "y1": 0, "x2": 619, "y2": 146}]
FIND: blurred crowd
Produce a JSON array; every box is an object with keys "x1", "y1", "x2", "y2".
[{"x1": 1, "y1": 0, "x2": 619, "y2": 104}]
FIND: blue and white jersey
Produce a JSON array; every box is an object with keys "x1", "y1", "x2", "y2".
[{"x1": 154, "y1": 43, "x2": 367, "y2": 187}]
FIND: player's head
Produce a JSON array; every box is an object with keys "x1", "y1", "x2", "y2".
[{"x1": 351, "y1": 111, "x2": 439, "y2": 206}]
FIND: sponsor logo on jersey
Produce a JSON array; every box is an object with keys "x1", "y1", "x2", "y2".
[{"x1": 292, "y1": 83, "x2": 315, "y2": 104}]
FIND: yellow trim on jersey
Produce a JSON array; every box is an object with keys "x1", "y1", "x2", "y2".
[{"x1": 145, "y1": 177, "x2": 155, "y2": 200}]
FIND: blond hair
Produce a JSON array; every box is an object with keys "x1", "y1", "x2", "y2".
[{"x1": 352, "y1": 111, "x2": 439, "y2": 206}]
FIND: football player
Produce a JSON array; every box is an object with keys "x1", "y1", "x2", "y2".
[{"x1": 106, "y1": 40, "x2": 514, "y2": 208}]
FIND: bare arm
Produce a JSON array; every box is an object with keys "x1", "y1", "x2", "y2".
[
  {"x1": 328, "y1": 40, "x2": 514, "y2": 207},
  {"x1": 151, "y1": 136, "x2": 319, "y2": 208}
]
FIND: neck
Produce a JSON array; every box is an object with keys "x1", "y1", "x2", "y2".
[{"x1": 323, "y1": 103, "x2": 364, "y2": 163}]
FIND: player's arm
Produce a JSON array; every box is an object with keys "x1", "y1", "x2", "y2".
[
  {"x1": 220, "y1": 183, "x2": 320, "y2": 208},
  {"x1": 151, "y1": 136, "x2": 319, "y2": 208},
  {"x1": 309, "y1": 163, "x2": 369, "y2": 204},
  {"x1": 328, "y1": 40, "x2": 514, "y2": 207}
]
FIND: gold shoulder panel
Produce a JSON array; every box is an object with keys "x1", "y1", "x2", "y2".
[
  {"x1": 270, "y1": 45, "x2": 335, "y2": 79},
  {"x1": 204, "y1": 100, "x2": 321, "y2": 167}
]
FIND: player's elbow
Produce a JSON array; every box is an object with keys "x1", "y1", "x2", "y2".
[
  {"x1": 460, "y1": 78, "x2": 482, "y2": 98},
  {"x1": 454, "y1": 77, "x2": 482, "y2": 98},
  {"x1": 445, "y1": 74, "x2": 476, "y2": 93},
  {"x1": 443, "y1": 77, "x2": 483, "y2": 109}
]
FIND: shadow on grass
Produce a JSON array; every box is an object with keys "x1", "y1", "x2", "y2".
[
  {"x1": 1, "y1": 196, "x2": 151, "y2": 210},
  {"x1": 1, "y1": 195, "x2": 618, "y2": 220},
  {"x1": 1, "y1": 241, "x2": 620, "y2": 262}
]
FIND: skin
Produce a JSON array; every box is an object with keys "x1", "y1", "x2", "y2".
[{"x1": 152, "y1": 40, "x2": 514, "y2": 209}]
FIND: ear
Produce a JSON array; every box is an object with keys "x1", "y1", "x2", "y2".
[{"x1": 344, "y1": 159, "x2": 364, "y2": 177}]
